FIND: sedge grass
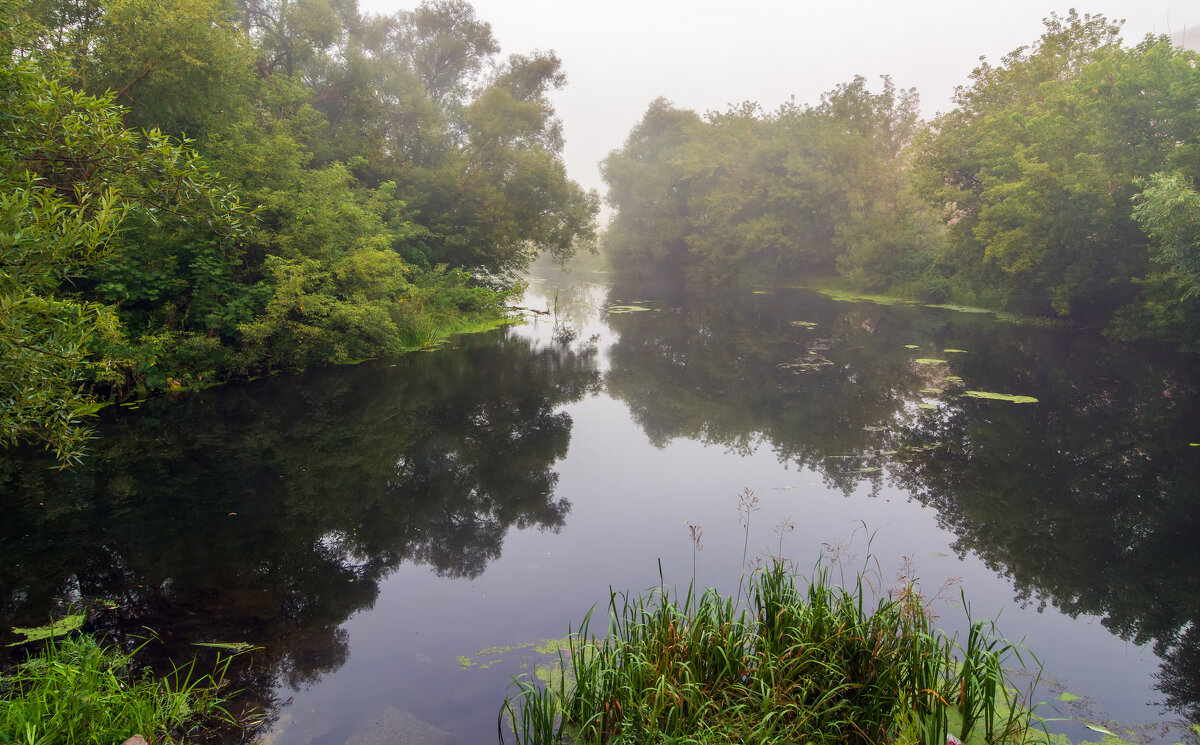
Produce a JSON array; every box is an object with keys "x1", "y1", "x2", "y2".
[
  {"x1": 0, "y1": 634, "x2": 244, "y2": 744},
  {"x1": 501, "y1": 559, "x2": 1041, "y2": 745}
]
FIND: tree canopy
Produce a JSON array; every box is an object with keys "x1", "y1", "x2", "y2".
[
  {"x1": 1, "y1": 0, "x2": 597, "y2": 462},
  {"x1": 601, "y1": 11, "x2": 1200, "y2": 346}
]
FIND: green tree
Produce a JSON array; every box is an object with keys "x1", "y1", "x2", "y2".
[
  {"x1": 916, "y1": 12, "x2": 1200, "y2": 318},
  {"x1": 1110, "y1": 172, "x2": 1200, "y2": 348},
  {"x1": 0, "y1": 25, "x2": 252, "y2": 461}
]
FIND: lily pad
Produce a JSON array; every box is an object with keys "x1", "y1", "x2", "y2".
[
  {"x1": 945, "y1": 375, "x2": 964, "y2": 383},
  {"x1": 962, "y1": 390, "x2": 1039, "y2": 404},
  {"x1": 914, "y1": 358, "x2": 947, "y2": 365},
  {"x1": 904, "y1": 344, "x2": 920, "y2": 349},
  {"x1": 9, "y1": 614, "x2": 85, "y2": 645},
  {"x1": 920, "y1": 388, "x2": 943, "y2": 394},
  {"x1": 943, "y1": 349, "x2": 968, "y2": 354}
]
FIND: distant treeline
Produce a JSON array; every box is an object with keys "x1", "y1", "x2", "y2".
[
  {"x1": 602, "y1": 11, "x2": 1200, "y2": 347},
  {"x1": 1, "y1": 0, "x2": 596, "y2": 461}
]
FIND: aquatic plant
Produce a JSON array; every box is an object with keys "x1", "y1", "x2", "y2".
[
  {"x1": 0, "y1": 634, "x2": 251, "y2": 744},
  {"x1": 500, "y1": 560, "x2": 1041, "y2": 745}
]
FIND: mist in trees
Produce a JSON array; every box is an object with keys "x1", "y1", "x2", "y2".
[
  {"x1": 601, "y1": 11, "x2": 1200, "y2": 348},
  {"x1": 2, "y1": 0, "x2": 597, "y2": 461}
]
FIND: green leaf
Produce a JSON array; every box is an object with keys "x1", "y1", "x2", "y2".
[{"x1": 9, "y1": 614, "x2": 85, "y2": 644}]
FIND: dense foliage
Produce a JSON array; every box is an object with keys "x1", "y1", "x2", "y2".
[
  {"x1": 1, "y1": 0, "x2": 597, "y2": 461},
  {"x1": 602, "y1": 11, "x2": 1200, "y2": 346}
]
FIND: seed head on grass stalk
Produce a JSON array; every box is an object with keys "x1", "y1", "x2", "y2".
[{"x1": 735, "y1": 488, "x2": 760, "y2": 607}]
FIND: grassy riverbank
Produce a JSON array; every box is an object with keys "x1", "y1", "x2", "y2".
[
  {"x1": 0, "y1": 634, "x2": 251, "y2": 744},
  {"x1": 503, "y1": 560, "x2": 1041, "y2": 745}
]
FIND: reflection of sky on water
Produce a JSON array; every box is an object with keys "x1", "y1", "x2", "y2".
[
  {"x1": 308, "y1": 272, "x2": 1188, "y2": 744},
  {"x1": 2, "y1": 268, "x2": 1196, "y2": 743}
]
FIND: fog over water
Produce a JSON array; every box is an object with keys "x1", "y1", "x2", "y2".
[{"x1": 362, "y1": 0, "x2": 1195, "y2": 197}]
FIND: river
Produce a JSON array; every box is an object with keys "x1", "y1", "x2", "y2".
[{"x1": 2, "y1": 268, "x2": 1198, "y2": 744}]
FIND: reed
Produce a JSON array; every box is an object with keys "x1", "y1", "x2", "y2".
[{"x1": 501, "y1": 559, "x2": 1041, "y2": 745}]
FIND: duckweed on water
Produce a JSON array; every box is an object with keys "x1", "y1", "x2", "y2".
[{"x1": 501, "y1": 560, "x2": 1042, "y2": 745}]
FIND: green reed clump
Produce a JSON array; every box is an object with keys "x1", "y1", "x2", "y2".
[
  {"x1": 501, "y1": 560, "x2": 1039, "y2": 745},
  {"x1": 0, "y1": 634, "x2": 242, "y2": 744}
]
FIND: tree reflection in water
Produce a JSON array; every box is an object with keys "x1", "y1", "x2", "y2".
[
  {"x1": 603, "y1": 284, "x2": 1200, "y2": 723},
  {"x1": 0, "y1": 328, "x2": 601, "y2": 728}
]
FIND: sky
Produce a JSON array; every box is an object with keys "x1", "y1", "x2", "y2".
[{"x1": 360, "y1": 0, "x2": 1197, "y2": 199}]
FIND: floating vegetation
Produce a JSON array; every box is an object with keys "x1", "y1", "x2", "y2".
[
  {"x1": 817, "y1": 288, "x2": 911, "y2": 306},
  {"x1": 790, "y1": 321, "x2": 818, "y2": 328},
  {"x1": 779, "y1": 339, "x2": 835, "y2": 373},
  {"x1": 962, "y1": 391, "x2": 1039, "y2": 404},
  {"x1": 1190, "y1": 443, "x2": 1200, "y2": 447},
  {"x1": 918, "y1": 403, "x2": 938, "y2": 410},
  {"x1": 943, "y1": 349, "x2": 969, "y2": 354},
  {"x1": 456, "y1": 638, "x2": 569, "y2": 674},
  {"x1": 779, "y1": 354, "x2": 833, "y2": 372},
  {"x1": 606, "y1": 304, "x2": 653, "y2": 314},
  {"x1": 946, "y1": 375, "x2": 964, "y2": 383},
  {"x1": 191, "y1": 641, "x2": 256, "y2": 652},
  {"x1": 751, "y1": 290, "x2": 771, "y2": 295},
  {"x1": 925, "y1": 303, "x2": 994, "y2": 314},
  {"x1": 9, "y1": 614, "x2": 85, "y2": 645},
  {"x1": 914, "y1": 358, "x2": 948, "y2": 365},
  {"x1": 920, "y1": 388, "x2": 943, "y2": 394},
  {"x1": 904, "y1": 344, "x2": 920, "y2": 349}
]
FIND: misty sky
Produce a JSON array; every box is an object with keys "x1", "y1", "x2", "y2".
[{"x1": 360, "y1": 1, "x2": 1196, "y2": 200}]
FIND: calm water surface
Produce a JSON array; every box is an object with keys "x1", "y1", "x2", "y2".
[{"x1": 2, "y1": 270, "x2": 1199, "y2": 744}]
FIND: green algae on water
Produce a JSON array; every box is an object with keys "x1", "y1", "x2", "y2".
[
  {"x1": 914, "y1": 358, "x2": 948, "y2": 365},
  {"x1": 962, "y1": 391, "x2": 1039, "y2": 404}
]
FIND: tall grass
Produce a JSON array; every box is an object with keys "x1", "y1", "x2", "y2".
[
  {"x1": 501, "y1": 559, "x2": 1040, "y2": 745},
  {"x1": 0, "y1": 634, "x2": 245, "y2": 744}
]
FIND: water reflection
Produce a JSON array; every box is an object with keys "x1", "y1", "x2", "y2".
[
  {"x1": 602, "y1": 286, "x2": 1200, "y2": 723},
  {"x1": 0, "y1": 328, "x2": 600, "y2": 715}
]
